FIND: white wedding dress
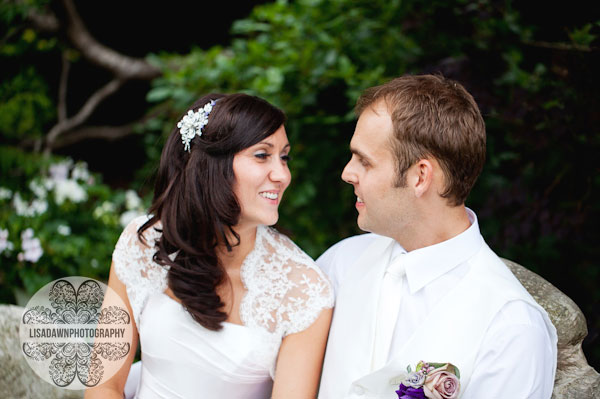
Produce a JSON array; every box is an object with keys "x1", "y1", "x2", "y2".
[{"x1": 113, "y1": 215, "x2": 334, "y2": 399}]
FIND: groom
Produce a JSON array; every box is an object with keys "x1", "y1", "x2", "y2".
[{"x1": 317, "y1": 75, "x2": 557, "y2": 398}]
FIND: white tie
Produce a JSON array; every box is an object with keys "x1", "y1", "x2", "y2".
[{"x1": 371, "y1": 254, "x2": 406, "y2": 370}]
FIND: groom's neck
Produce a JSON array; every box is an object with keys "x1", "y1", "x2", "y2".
[{"x1": 391, "y1": 204, "x2": 471, "y2": 252}]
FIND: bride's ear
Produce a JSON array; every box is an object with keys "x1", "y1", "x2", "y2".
[{"x1": 411, "y1": 159, "x2": 434, "y2": 198}]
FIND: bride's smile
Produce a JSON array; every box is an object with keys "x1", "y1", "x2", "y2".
[{"x1": 232, "y1": 125, "x2": 291, "y2": 229}]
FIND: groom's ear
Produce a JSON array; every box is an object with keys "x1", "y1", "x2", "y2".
[{"x1": 411, "y1": 158, "x2": 434, "y2": 198}]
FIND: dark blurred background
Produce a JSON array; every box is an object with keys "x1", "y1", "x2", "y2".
[{"x1": 1, "y1": 0, "x2": 598, "y2": 368}]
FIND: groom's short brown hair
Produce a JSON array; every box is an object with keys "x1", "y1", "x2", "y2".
[{"x1": 356, "y1": 74, "x2": 486, "y2": 206}]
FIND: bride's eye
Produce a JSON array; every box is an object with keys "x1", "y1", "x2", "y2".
[
  {"x1": 281, "y1": 154, "x2": 291, "y2": 163},
  {"x1": 254, "y1": 152, "x2": 270, "y2": 160}
]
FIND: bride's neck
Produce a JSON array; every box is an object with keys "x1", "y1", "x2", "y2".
[{"x1": 217, "y1": 225, "x2": 257, "y2": 271}]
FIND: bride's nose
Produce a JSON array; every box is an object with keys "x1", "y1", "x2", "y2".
[{"x1": 269, "y1": 159, "x2": 291, "y2": 184}]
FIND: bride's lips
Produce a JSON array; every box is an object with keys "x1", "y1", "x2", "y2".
[{"x1": 259, "y1": 190, "x2": 281, "y2": 205}]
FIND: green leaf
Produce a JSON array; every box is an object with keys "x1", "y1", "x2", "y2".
[
  {"x1": 146, "y1": 86, "x2": 172, "y2": 103},
  {"x1": 568, "y1": 23, "x2": 596, "y2": 47}
]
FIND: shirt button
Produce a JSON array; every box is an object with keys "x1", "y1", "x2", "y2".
[{"x1": 353, "y1": 385, "x2": 365, "y2": 395}]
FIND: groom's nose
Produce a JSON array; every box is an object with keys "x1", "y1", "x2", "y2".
[{"x1": 341, "y1": 159, "x2": 357, "y2": 185}]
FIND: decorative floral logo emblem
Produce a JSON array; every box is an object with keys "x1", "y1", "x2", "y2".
[{"x1": 19, "y1": 277, "x2": 133, "y2": 390}]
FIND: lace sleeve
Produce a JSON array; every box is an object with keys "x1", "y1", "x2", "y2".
[
  {"x1": 112, "y1": 215, "x2": 168, "y2": 328},
  {"x1": 279, "y1": 257, "x2": 334, "y2": 337},
  {"x1": 265, "y1": 229, "x2": 334, "y2": 337}
]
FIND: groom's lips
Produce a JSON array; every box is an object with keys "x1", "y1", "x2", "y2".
[{"x1": 355, "y1": 196, "x2": 365, "y2": 209}]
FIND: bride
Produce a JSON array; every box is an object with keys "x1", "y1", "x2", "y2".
[{"x1": 85, "y1": 93, "x2": 334, "y2": 399}]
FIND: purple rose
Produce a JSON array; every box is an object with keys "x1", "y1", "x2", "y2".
[{"x1": 396, "y1": 383, "x2": 427, "y2": 399}]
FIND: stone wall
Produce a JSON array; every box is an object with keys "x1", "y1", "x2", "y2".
[
  {"x1": 503, "y1": 259, "x2": 600, "y2": 399},
  {"x1": 0, "y1": 305, "x2": 83, "y2": 399}
]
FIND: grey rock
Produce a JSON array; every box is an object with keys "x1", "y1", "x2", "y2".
[
  {"x1": 503, "y1": 259, "x2": 600, "y2": 399},
  {"x1": 0, "y1": 304, "x2": 83, "y2": 399}
]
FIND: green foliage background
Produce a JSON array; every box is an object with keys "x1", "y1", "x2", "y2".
[{"x1": 1, "y1": 0, "x2": 599, "y2": 366}]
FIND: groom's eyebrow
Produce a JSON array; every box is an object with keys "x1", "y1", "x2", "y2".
[{"x1": 350, "y1": 147, "x2": 372, "y2": 162}]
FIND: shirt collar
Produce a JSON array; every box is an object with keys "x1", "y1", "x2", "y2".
[{"x1": 392, "y1": 208, "x2": 484, "y2": 294}]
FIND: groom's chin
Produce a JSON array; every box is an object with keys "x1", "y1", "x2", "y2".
[{"x1": 356, "y1": 217, "x2": 372, "y2": 233}]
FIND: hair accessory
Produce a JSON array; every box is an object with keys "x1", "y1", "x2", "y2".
[{"x1": 177, "y1": 100, "x2": 216, "y2": 152}]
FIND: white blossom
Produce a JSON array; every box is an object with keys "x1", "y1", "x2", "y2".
[
  {"x1": 0, "y1": 229, "x2": 14, "y2": 254},
  {"x1": 0, "y1": 187, "x2": 12, "y2": 200},
  {"x1": 120, "y1": 210, "x2": 144, "y2": 227},
  {"x1": 42, "y1": 177, "x2": 55, "y2": 191},
  {"x1": 71, "y1": 162, "x2": 90, "y2": 182},
  {"x1": 31, "y1": 199, "x2": 48, "y2": 215},
  {"x1": 13, "y1": 193, "x2": 47, "y2": 217},
  {"x1": 22, "y1": 228, "x2": 34, "y2": 240},
  {"x1": 13, "y1": 193, "x2": 28, "y2": 216},
  {"x1": 57, "y1": 224, "x2": 71, "y2": 236},
  {"x1": 18, "y1": 228, "x2": 43, "y2": 263},
  {"x1": 125, "y1": 190, "x2": 142, "y2": 210},
  {"x1": 28, "y1": 180, "x2": 47, "y2": 199},
  {"x1": 49, "y1": 161, "x2": 72, "y2": 182},
  {"x1": 93, "y1": 201, "x2": 116, "y2": 218},
  {"x1": 54, "y1": 179, "x2": 87, "y2": 205}
]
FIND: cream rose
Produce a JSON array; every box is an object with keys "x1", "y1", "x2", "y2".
[
  {"x1": 422, "y1": 364, "x2": 460, "y2": 399},
  {"x1": 404, "y1": 371, "x2": 426, "y2": 388}
]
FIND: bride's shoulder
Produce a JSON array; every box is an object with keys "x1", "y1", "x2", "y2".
[
  {"x1": 118, "y1": 215, "x2": 160, "y2": 243},
  {"x1": 260, "y1": 225, "x2": 333, "y2": 291},
  {"x1": 260, "y1": 225, "x2": 320, "y2": 271},
  {"x1": 112, "y1": 215, "x2": 167, "y2": 327},
  {"x1": 113, "y1": 215, "x2": 162, "y2": 254},
  {"x1": 255, "y1": 226, "x2": 334, "y2": 336},
  {"x1": 112, "y1": 214, "x2": 165, "y2": 279}
]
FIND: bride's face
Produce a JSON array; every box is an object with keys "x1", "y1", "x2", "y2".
[{"x1": 232, "y1": 125, "x2": 291, "y2": 228}]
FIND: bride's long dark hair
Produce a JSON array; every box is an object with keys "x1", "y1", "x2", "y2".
[{"x1": 139, "y1": 93, "x2": 285, "y2": 331}]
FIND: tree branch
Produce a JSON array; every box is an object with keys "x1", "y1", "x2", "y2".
[
  {"x1": 522, "y1": 39, "x2": 595, "y2": 53},
  {"x1": 44, "y1": 78, "x2": 124, "y2": 153},
  {"x1": 20, "y1": 0, "x2": 164, "y2": 154},
  {"x1": 60, "y1": 0, "x2": 161, "y2": 80},
  {"x1": 26, "y1": 6, "x2": 60, "y2": 32},
  {"x1": 51, "y1": 124, "x2": 135, "y2": 150},
  {"x1": 58, "y1": 51, "x2": 70, "y2": 122},
  {"x1": 21, "y1": 123, "x2": 133, "y2": 151},
  {"x1": 21, "y1": 103, "x2": 169, "y2": 151}
]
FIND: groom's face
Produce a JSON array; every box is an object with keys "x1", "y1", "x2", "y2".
[{"x1": 342, "y1": 102, "x2": 414, "y2": 236}]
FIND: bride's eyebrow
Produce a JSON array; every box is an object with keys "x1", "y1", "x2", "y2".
[{"x1": 257, "y1": 142, "x2": 291, "y2": 150}]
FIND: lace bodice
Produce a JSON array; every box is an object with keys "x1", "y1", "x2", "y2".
[{"x1": 112, "y1": 215, "x2": 334, "y2": 338}]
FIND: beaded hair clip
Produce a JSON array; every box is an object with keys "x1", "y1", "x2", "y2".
[{"x1": 177, "y1": 100, "x2": 217, "y2": 152}]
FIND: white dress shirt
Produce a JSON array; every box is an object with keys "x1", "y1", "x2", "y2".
[{"x1": 318, "y1": 209, "x2": 555, "y2": 398}]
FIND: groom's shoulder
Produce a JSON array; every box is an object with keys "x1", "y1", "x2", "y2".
[
  {"x1": 316, "y1": 233, "x2": 379, "y2": 291},
  {"x1": 318, "y1": 233, "x2": 379, "y2": 264}
]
